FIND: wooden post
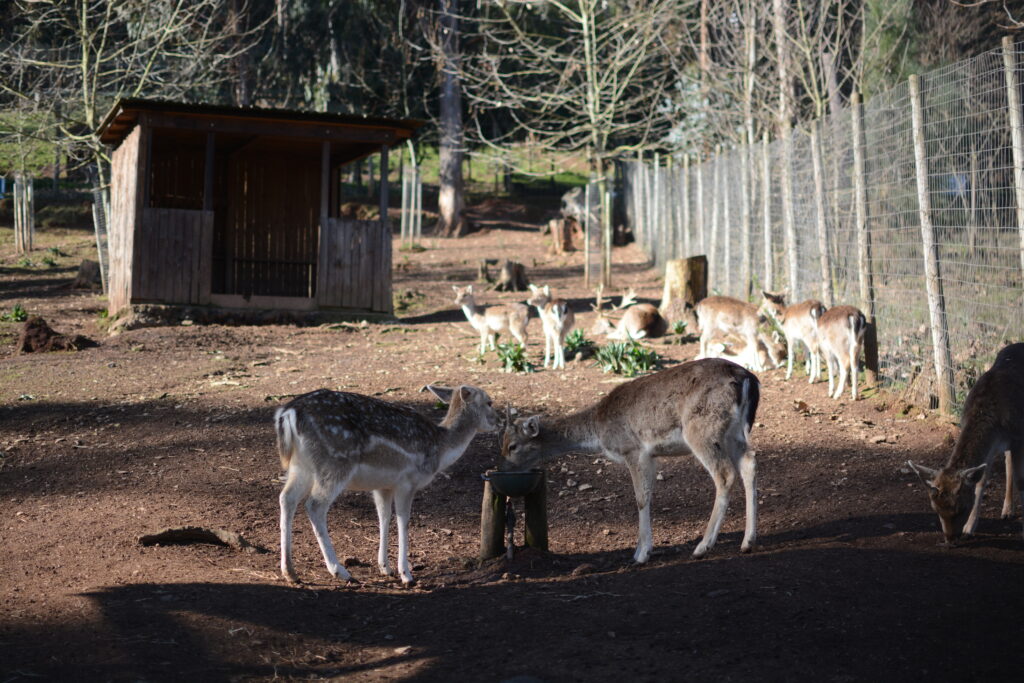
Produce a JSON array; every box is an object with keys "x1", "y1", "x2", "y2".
[
  {"x1": 1002, "y1": 36, "x2": 1024, "y2": 280},
  {"x1": 910, "y1": 74, "x2": 956, "y2": 415},
  {"x1": 762, "y1": 132, "x2": 773, "y2": 291},
  {"x1": 723, "y1": 152, "x2": 732, "y2": 292},
  {"x1": 709, "y1": 148, "x2": 721, "y2": 289},
  {"x1": 653, "y1": 153, "x2": 661, "y2": 265},
  {"x1": 379, "y1": 145, "x2": 389, "y2": 227},
  {"x1": 781, "y1": 128, "x2": 798, "y2": 298},
  {"x1": 523, "y1": 472, "x2": 548, "y2": 551},
  {"x1": 811, "y1": 123, "x2": 833, "y2": 306},
  {"x1": 740, "y1": 144, "x2": 752, "y2": 299},
  {"x1": 851, "y1": 92, "x2": 879, "y2": 385},
  {"x1": 584, "y1": 180, "x2": 592, "y2": 287},
  {"x1": 203, "y1": 132, "x2": 215, "y2": 212},
  {"x1": 696, "y1": 159, "x2": 705, "y2": 254},
  {"x1": 479, "y1": 480, "x2": 507, "y2": 560},
  {"x1": 682, "y1": 155, "x2": 692, "y2": 257}
]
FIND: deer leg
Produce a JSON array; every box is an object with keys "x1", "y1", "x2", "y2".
[
  {"x1": 372, "y1": 489, "x2": 395, "y2": 576},
  {"x1": 694, "y1": 455, "x2": 737, "y2": 558},
  {"x1": 306, "y1": 480, "x2": 353, "y2": 582},
  {"x1": 785, "y1": 334, "x2": 795, "y2": 380},
  {"x1": 625, "y1": 452, "x2": 657, "y2": 564},
  {"x1": 739, "y1": 449, "x2": 758, "y2": 553},
  {"x1": 963, "y1": 467, "x2": 992, "y2": 538},
  {"x1": 393, "y1": 486, "x2": 417, "y2": 585},
  {"x1": 1011, "y1": 448, "x2": 1024, "y2": 539},
  {"x1": 850, "y1": 351, "x2": 859, "y2": 400},
  {"x1": 279, "y1": 467, "x2": 313, "y2": 582},
  {"x1": 1003, "y1": 450, "x2": 1018, "y2": 519},
  {"x1": 543, "y1": 330, "x2": 552, "y2": 367}
]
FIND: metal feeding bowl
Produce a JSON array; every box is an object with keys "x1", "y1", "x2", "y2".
[{"x1": 482, "y1": 469, "x2": 544, "y2": 497}]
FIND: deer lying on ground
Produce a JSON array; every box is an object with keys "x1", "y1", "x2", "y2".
[
  {"x1": 695, "y1": 296, "x2": 778, "y2": 371},
  {"x1": 453, "y1": 284, "x2": 530, "y2": 354},
  {"x1": 909, "y1": 343, "x2": 1024, "y2": 544},
  {"x1": 698, "y1": 331, "x2": 785, "y2": 372},
  {"x1": 758, "y1": 291, "x2": 826, "y2": 382},
  {"x1": 276, "y1": 384, "x2": 499, "y2": 585},
  {"x1": 502, "y1": 359, "x2": 760, "y2": 562},
  {"x1": 590, "y1": 286, "x2": 668, "y2": 340},
  {"x1": 817, "y1": 305, "x2": 866, "y2": 399},
  {"x1": 526, "y1": 284, "x2": 576, "y2": 369}
]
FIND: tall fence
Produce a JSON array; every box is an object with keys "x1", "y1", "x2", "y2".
[{"x1": 624, "y1": 38, "x2": 1024, "y2": 414}]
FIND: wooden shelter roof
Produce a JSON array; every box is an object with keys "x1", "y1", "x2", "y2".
[{"x1": 97, "y1": 99, "x2": 425, "y2": 159}]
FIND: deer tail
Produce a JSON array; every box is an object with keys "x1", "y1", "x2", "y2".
[{"x1": 275, "y1": 406, "x2": 300, "y2": 471}]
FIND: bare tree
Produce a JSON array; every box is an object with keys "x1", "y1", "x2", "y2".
[{"x1": 436, "y1": 0, "x2": 468, "y2": 236}]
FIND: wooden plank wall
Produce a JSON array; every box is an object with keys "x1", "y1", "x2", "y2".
[
  {"x1": 134, "y1": 208, "x2": 213, "y2": 304},
  {"x1": 318, "y1": 218, "x2": 391, "y2": 312},
  {"x1": 108, "y1": 126, "x2": 142, "y2": 313}
]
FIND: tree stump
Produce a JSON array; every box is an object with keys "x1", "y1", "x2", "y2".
[
  {"x1": 477, "y1": 258, "x2": 498, "y2": 283},
  {"x1": 493, "y1": 259, "x2": 529, "y2": 292},
  {"x1": 660, "y1": 256, "x2": 707, "y2": 329},
  {"x1": 548, "y1": 218, "x2": 576, "y2": 254}
]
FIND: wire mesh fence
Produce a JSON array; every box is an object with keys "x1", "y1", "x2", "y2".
[{"x1": 623, "y1": 39, "x2": 1024, "y2": 414}]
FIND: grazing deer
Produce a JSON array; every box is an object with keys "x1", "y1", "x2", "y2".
[
  {"x1": 909, "y1": 343, "x2": 1024, "y2": 544},
  {"x1": 758, "y1": 291, "x2": 826, "y2": 382},
  {"x1": 699, "y1": 331, "x2": 785, "y2": 373},
  {"x1": 527, "y1": 284, "x2": 576, "y2": 369},
  {"x1": 276, "y1": 384, "x2": 499, "y2": 585},
  {"x1": 817, "y1": 305, "x2": 866, "y2": 399},
  {"x1": 590, "y1": 286, "x2": 668, "y2": 340},
  {"x1": 453, "y1": 284, "x2": 530, "y2": 354},
  {"x1": 502, "y1": 359, "x2": 759, "y2": 562},
  {"x1": 695, "y1": 296, "x2": 773, "y2": 371}
]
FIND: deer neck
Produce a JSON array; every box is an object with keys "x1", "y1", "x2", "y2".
[
  {"x1": 460, "y1": 301, "x2": 483, "y2": 323},
  {"x1": 539, "y1": 405, "x2": 603, "y2": 458},
  {"x1": 436, "y1": 404, "x2": 482, "y2": 471},
  {"x1": 945, "y1": 410, "x2": 1005, "y2": 473}
]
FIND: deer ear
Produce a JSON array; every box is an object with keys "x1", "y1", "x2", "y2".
[
  {"x1": 424, "y1": 385, "x2": 454, "y2": 404},
  {"x1": 466, "y1": 284, "x2": 474, "y2": 294},
  {"x1": 543, "y1": 285, "x2": 551, "y2": 296},
  {"x1": 521, "y1": 415, "x2": 541, "y2": 438},
  {"x1": 459, "y1": 386, "x2": 474, "y2": 403},
  {"x1": 961, "y1": 464, "x2": 987, "y2": 485},
  {"x1": 907, "y1": 460, "x2": 940, "y2": 491}
]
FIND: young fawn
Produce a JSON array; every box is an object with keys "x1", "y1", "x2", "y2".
[
  {"x1": 758, "y1": 291, "x2": 826, "y2": 382},
  {"x1": 526, "y1": 284, "x2": 576, "y2": 369},
  {"x1": 590, "y1": 287, "x2": 668, "y2": 340},
  {"x1": 700, "y1": 331, "x2": 785, "y2": 372},
  {"x1": 502, "y1": 359, "x2": 760, "y2": 562},
  {"x1": 909, "y1": 343, "x2": 1024, "y2": 544},
  {"x1": 453, "y1": 284, "x2": 530, "y2": 354},
  {"x1": 695, "y1": 296, "x2": 775, "y2": 371},
  {"x1": 817, "y1": 305, "x2": 866, "y2": 399},
  {"x1": 275, "y1": 385, "x2": 499, "y2": 585}
]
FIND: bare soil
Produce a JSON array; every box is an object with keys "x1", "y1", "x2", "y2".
[{"x1": 1, "y1": 201, "x2": 1022, "y2": 682}]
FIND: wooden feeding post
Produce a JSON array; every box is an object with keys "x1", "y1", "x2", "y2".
[
  {"x1": 96, "y1": 99, "x2": 424, "y2": 323},
  {"x1": 480, "y1": 470, "x2": 548, "y2": 561}
]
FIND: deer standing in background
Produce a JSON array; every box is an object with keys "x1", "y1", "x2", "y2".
[
  {"x1": 527, "y1": 284, "x2": 576, "y2": 369},
  {"x1": 695, "y1": 296, "x2": 776, "y2": 371},
  {"x1": 502, "y1": 359, "x2": 760, "y2": 562},
  {"x1": 590, "y1": 286, "x2": 668, "y2": 340},
  {"x1": 453, "y1": 284, "x2": 530, "y2": 354},
  {"x1": 817, "y1": 305, "x2": 866, "y2": 399},
  {"x1": 909, "y1": 343, "x2": 1024, "y2": 544},
  {"x1": 275, "y1": 385, "x2": 499, "y2": 585},
  {"x1": 759, "y1": 291, "x2": 826, "y2": 382}
]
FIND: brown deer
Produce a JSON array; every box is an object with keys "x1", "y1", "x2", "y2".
[
  {"x1": 590, "y1": 286, "x2": 668, "y2": 340},
  {"x1": 817, "y1": 305, "x2": 866, "y2": 399},
  {"x1": 700, "y1": 331, "x2": 785, "y2": 372},
  {"x1": 453, "y1": 284, "x2": 530, "y2": 354},
  {"x1": 758, "y1": 290, "x2": 826, "y2": 382},
  {"x1": 502, "y1": 359, "x2": 760, "y2": 562},
  {"x1": 695, "y1": 296, "x2": 774, "y2": 371},
  {"x1": 909, "y1": 342, "x2": 1024, "y2": 544},
  {"x1": 276, "y1": 384, "x2": 499, "y2": 585},
  {"x1": 527, "y1": 284, "x2": 576, "y2": 369}
]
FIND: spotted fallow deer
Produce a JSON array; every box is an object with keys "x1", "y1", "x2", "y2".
[
  {"x1": 590, "y1": 287, "x2": 668, "y2": 340},
  {"x1": 817, "y1": 305, "x2": 866, "y2": 400},
  {"x1": 453, "y1": 284, "x2": 530, "y2": 354},
  {"x1": 526, "y1": 284, "x2": 576, "y2": 369},
  {"x1": 695, "y1": 296, "x2": 776, "y2": 371},
  {"x1": 502, "y1": 359, "x2": 760, "y2": 562},
  {"x1": 908, "y1": 342, "x2": 1024, "y2": 544},
  {"x1": 275, "y1": 385, "x2": 499, "y2": 585},
  {"x1": 758, "y1": 291, "x2": 826, "y2": 382}
]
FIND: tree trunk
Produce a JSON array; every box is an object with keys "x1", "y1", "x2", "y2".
[
  {"x1": 660, "y1": 256, "x2": 707, "y2": 329},
  {"x1": 436, "y1": 0, "x2": 467, "y2": 237}
]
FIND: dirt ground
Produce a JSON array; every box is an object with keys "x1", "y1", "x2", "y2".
[{"x1": 2, "y1": 199, "x2": 1023, "y2": 682}]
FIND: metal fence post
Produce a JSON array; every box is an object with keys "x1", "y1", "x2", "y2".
[
  {"x1": 851, "y1": 92, "x2": 879, "y2": 385},
  {"x1": 811, "y1": 123, "x2": 834, "y2": 306},
  {"x1": 910, "y1": 74, "x2": 956, "y2": 415},
  {"x1": 1002, "y1": 36, "x2": 1024, "y2": 281}
]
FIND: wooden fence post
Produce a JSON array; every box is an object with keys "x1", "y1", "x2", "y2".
[
  {"x1": 696, "y1": 159, "x2": 706, "y2": 254},
  {"x1": 1002, "y1": 36, "x2": 1024, "y2": 281},
  {"x1": 682, "y1": 155, "x2": 692, "y2": 257},
  {"x1": 479, "y1": 480, "x2": 507, "y2": 560},
  {"x1": 910, "y1": 74, "x2": 956, "y2": 415},
  {"x1": 709, "y1": 147, "x2": 721, "y2": 288},
  {"x1": 811, "y1": 123, "x2": 834, "y2": 306},
  {"x1": 723, "y1": 152, "x2": 732, "y2": 292},
  {"x1": 740, "y1": 144, "x2": 752, "y2": 299},
  {"x1": 761, "y1": 132, "x2": 773, "y2": 291},
  {"x1": 781, "y1": 127, "x2": 798, "y2": 297},
  {"x1": 851, "y1": 92, "x2": 879, "y2": 386}
]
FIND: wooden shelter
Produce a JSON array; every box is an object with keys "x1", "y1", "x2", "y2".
[{"x1": 98, "y1": 99, "x2": 423, "y2": 319}]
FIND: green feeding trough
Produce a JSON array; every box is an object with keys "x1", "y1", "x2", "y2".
[{"x1": 479, "y1": 469, "x2": 548, "y2": 561}]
